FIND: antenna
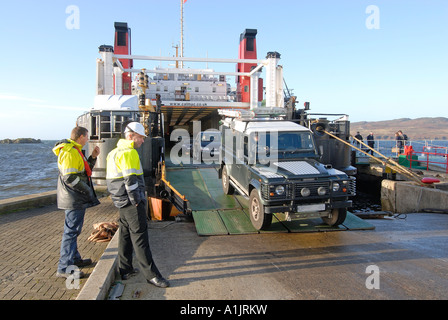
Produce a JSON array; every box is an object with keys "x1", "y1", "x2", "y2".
[
  {"x1": 180, "y1": 0, "x2": 184, "y2": 68},
  {"x1": 172, "y1": 44, "x2": 179, "y2": 68}
]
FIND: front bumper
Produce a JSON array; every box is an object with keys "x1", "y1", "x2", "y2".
[{"x1": 264, "y1": 200, "x2": 353, "y2": 214}]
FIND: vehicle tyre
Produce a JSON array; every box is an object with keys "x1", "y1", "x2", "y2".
[
  {"x1": 222, "y1": 166, "x2": 235, "y2": 195},
  {"x1": 322, "y1": 208, "x2": 347, "y2": 226},
  {"x1": 249, "y1": 189, "x2": 272, "y2": 230}
]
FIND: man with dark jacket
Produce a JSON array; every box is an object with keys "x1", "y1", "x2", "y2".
[
  {"x1": 106, "y1": 122, "x2": 169, "y2": 288},
  {"x1": 366, "y1": 132, "x2": 375, "y2": 155},
  {"x1": 53, "y1": 126, "x2": 100, "y2": 278}
]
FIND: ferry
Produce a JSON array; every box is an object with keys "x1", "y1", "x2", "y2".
[{"x1": 75, "y1": 13, "x2": 357, "y2": 221}]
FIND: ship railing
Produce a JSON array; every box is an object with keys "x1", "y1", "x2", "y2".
[
  {"x1": 88, "y1": 109, "x2": 141, "y2": 140},
  {"x1": 352, "y1": 139, "x2": 448, "y2": 172},
  {"x1": 405, "y1": 145, "x2": 448, "y2": 173}
]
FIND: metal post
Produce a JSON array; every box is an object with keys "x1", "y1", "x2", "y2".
[
  {"x1": 250, "y1": 70, "x2": 260, "y2": 110},
  {"x1": 265, "y1": 52, "x2": 281, "y2": 109},
  {"x1": 180, "y1": 0, "x2": 184, "y2": 69},
  {"x1": 100, "y1": 50, "x2": 114, "y2": 95},
  {"x1": 114, "y1": 66, "x2": 123, "y2": 95},
  {"x1": 96, "y1": 58, "x2": 104, "y2": 95}
]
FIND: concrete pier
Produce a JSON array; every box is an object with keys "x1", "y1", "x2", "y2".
[
  {"x1": 382, "y1": 180, "x2": 448, "y2": 213},
  {"x1": 356, "y1": 160, "x2": 448, "y2": 214}
]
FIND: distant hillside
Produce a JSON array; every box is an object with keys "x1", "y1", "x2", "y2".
[{"x1": 350, "y1": 117, "x2": 448, "y2": 140}]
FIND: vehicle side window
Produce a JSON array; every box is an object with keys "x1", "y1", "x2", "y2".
[{"x1": 235, "y1": 131, "x2": 244, "y2": 161}]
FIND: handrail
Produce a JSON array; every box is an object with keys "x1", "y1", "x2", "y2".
[
  {"x1": 322, "y1": 129, "x2": 427, "y2": 185},
  {"x1": 405, "y1": 146, "x2": 448, "y2": 173},
  {"x1": 351, "y1": 139, "x2": 448, "y2": 158}
]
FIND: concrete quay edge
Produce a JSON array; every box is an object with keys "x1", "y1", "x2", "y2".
[
  {"x1": 0, "y1": 186, "x2": 110, "y2": 215},
  {"x1": 76, "y1": 229, "x2": 119, "y2": 300},
  {"x1": 0, "y1": 191, "x2": 57, "y2": 215},
  {"x1": 381, "y1": 179, "x2": 448, "y2": 213}
]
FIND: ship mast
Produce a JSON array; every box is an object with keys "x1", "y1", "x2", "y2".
[{"x1": 180, "y1": 0, "x2": 184, "y2": 68}]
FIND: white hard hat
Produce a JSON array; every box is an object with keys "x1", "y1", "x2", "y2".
[{"x1": 124, "y1": 122, "x2": 147, "y2": 137}]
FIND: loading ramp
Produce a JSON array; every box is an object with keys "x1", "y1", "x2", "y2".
[{"x1": 164, "y1": 166, "x2": 374, "y2": 236}]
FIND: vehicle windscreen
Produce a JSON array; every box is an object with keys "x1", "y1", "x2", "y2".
[
  {"x1": 255, "y1": 131, "x2": 317, "y2": 160},
  {"x1": 200, "y1": 132, "x2": 221, "y2": 147}
]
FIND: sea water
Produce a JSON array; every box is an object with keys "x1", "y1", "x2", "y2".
[{"x1": 0, "y1": 140, "x2": 59, "y2": 200}]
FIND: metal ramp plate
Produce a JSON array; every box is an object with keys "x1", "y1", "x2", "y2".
[
  {"x1": 218, "y1": 209, "x2": 258, "y2": 235},
  {"x1": 258, "y1": 213, "x2": 289, "y2": 234},
  {"x1": 273, "y1": 213, "x2": 345, "y2": 233},
  {"x1": 192, "y1": 210, "x2": 374, "y2": 236},
  {"x1": 165, "y1": 166, "x2": 375, "y2": 236},
  {"x1": 166, "y1": 167, "x2": 241, "y2": 211},
  {"x1": 342, "y1": 212, "x2": 376, "y2": 230},
  {"x1": 192, "y1": 210, "x2": 228, "y2": 236}
]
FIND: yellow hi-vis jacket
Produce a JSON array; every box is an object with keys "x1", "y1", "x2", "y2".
[
  {"x1": 52, "y1": 139, "x2": 99, "y2": 210},
  {"x1": 106, "y1": 139, "x2": 146, "y2": 208}
]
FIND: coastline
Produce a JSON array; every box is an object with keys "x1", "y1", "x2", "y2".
[{"x1": 0, "y1": 138, "x2": 42, "y2": 144}]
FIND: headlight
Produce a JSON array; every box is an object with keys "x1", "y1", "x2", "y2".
[
  {"x1": 275, "y1": 185, "x2": 285, "y2": 195},
  {"x1": 301, "y1": 188, "x2": 310, "y2": 197},
  {"x1": 332, "y1": 182, "x2": 340, "y2": 192},
  {"x1": 317, "y1": 186, "x2": 326, "y2": 196}
]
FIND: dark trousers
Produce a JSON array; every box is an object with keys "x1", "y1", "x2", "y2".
[
  {"x1": 58, "y1": 209, "x2": 85, "y2": 272},
  {"x1": 118, "y1": 202, "x2": 161, "y2": 280}
]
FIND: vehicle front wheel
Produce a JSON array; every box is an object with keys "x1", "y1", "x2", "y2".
[
  {"x1": 322, "y1": 208, "x2": 347, "y2": 226},
  {"x1": 249, "y1": 189, "x2": 272, "y2": 230},
  {"x1": 222, "y1": 166, "x2": 235, "y2": 195}
]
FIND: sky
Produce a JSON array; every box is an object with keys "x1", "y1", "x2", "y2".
[{"x1": 0, "y1": 0, "x2": 447, "y2": 140}]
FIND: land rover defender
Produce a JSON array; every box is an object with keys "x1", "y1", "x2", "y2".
[{"x1": 218, "y1": 118, "x2": 356, "y2": 230}]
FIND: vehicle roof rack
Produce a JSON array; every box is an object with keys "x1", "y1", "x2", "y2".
[{"x1": 218, "y1": 107, "x2": 286, "y2": 121}]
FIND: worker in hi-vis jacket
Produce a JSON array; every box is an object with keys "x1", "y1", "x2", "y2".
[
  {"x1": 53, "y1": 126, "x2": 100, "y2": 279},
  {"x1": 106, "y1": 122, "x2": 169, "y2": 288}
]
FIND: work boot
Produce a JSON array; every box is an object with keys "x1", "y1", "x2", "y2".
[
  {"x1": 74, "y1": 258, "x2": 93, "y2": 267},
  {"x1": 55, "y1": 269, "x2": 85, "y2": 279},
  {"x1": 147, "y1": 276, "x2": 170, "y2": 288}
]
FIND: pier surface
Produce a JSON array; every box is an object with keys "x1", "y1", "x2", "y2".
[
  {"x1": 0, "y1": 196, "x2": 118, "y2": 300},
  {"x1": 117, "y1": 213, "x2": 448, "y2": 300},
  {"x1": 1, "y1": 193, "x2": 447, "y2": 300}
]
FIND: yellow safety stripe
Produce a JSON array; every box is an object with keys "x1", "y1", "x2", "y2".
[
  {"x1": 106, "y1": 142, "x2": 143, "y2": 179},
  {"x1": 67, "y1": 176, "x2": 80, "y2": 187}
]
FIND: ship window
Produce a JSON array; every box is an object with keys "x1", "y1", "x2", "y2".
[
  {"x1": 195, "y1": 87, "x2": 199, "y2": 92},
  {"x1": 212, "y1": 87, "x2": 216, "y2": 93},
  {"x1": 164, "y1": 86, "x2": 168, "y2": 92},
  {"x1": 117, "y1": 32, "x2": 127, "y2": 46},
  {"x1": 244, "y1": 85, "x2": 249, "y2": 93},
  {"x1": 246, "y1": 38, "x2": 254, "y2": 51}
]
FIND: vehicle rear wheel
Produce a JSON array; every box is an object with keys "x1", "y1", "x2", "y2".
[
  {"x1": 322, "y1": 208, "x2": 347, "y2": 226},
  {"x1": 249, "y1": 189, "x2": 272, "y2": 230},
  {"x1": 222, "y1": 166, "x2": 235, "y2": 195}
]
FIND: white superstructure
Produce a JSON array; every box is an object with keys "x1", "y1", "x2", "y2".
[{"x1": 134, "y1": 67, "x2": 231, "y2": 104}]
